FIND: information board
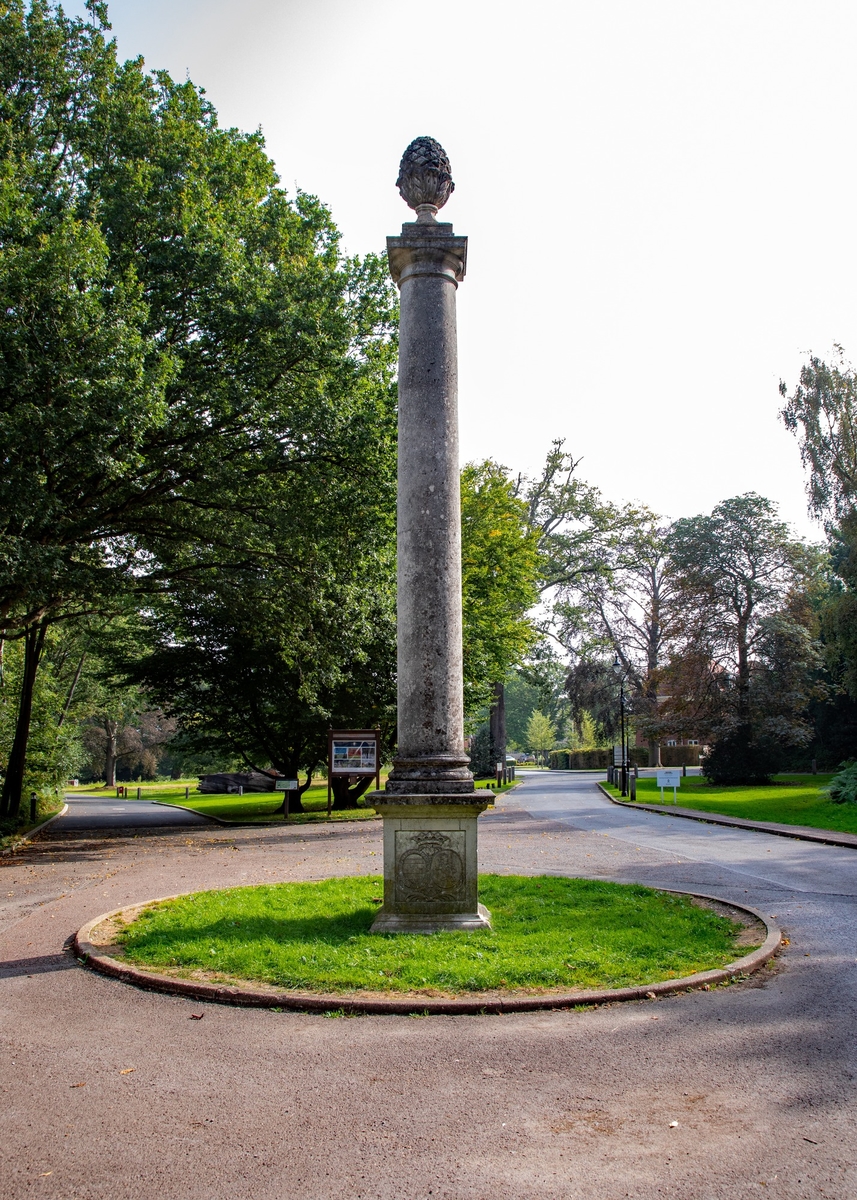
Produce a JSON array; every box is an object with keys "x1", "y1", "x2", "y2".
[
  {"x1": 330, "y1": 738, "x2": 378, "y2": 774},
  {"x1": 275, "y1": 779, "x2": 299, "y2": 791},
  {"x1": 326, "y1": 728, "x2": 382, "y2": 819}
]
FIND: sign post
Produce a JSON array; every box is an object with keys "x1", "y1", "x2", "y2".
[
  {"x1": 275, "y1": 777, "x2": 299, "y2": 819},
  {"x1": 327, "y1": 729, "x2": 381, "y2": 818},
  {"x1": 656, "y1": 768, "x2": 682, "y2": 805}
]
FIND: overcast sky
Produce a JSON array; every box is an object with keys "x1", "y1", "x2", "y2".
[{"x1": 66, "y1": 0, "x2": 857, "y2": 537}]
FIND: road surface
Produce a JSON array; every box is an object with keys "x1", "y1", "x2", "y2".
[{"x1": 0, "y1": 770, "x2": 854, "y2": 1199}]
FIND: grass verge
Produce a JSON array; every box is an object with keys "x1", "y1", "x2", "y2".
[
  {"x1": 114, "y1": 874, "x2": 754, "y2": 995},
  {"x1": 0, "y1": 794, "x2": 66, "y2": 853},
  {"x1": 606, "y1": 773, "x2": 857, "y2": 834},
  {"x1": 67, "y1": 778, "x2": 517, "y2": 825}
]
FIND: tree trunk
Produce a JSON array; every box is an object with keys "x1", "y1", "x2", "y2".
[
  {"x1": 272, "y1": 761, "x2": 308, "y2": 814},
  {"x1": 489, "y1": 682, "x2": 506, "y2": 779},
  {"x1": 736, "y1": 615, "x2": 752, "y2": 730},
  {"x1": 0, "y1": 619, "x2": 48, "y2": 820},
  {"x1": 103, "y1": 719, "x2": 119, "y2": 787},
  {"x1": 57, "y1": 653, "x2": 86, "y2": 728},
  {"x1": 330, "y1": 773, "x2": 375, "y2": 810},
  {"x1": 648, "y1": 738, "x2": 662, "y2": 768}
]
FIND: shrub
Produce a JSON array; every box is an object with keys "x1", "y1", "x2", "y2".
[
  {"x1": 826, "y1": 762, "x2": 857, "y2": 804},
  {"x1": 701, "y1": 730, "x2": 782, "y2": 785}
]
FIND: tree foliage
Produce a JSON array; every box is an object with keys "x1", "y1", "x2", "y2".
[
  {"x1": 0, "y1": 0, "x2": 398, "y2": 816},
  {"x1": 780, "y1": 347, "x2": 857, "y2": 522},
  {"x1": 525, "y1": 710, "x2": 557, "y2": 765},
  {"x1": 668, "y1": 494, "x2": 824, "y2": 780},
  {"x1": 460, "y1": 460, "x2": 540, "y2": 717}
]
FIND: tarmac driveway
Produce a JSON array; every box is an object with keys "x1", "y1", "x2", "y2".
[
  {"x1": 57, "y1": 793, "x2": 210, "y2": 832},
  {"x1": 0, "y1": 772, "x2": 854, "y2": 1199}
]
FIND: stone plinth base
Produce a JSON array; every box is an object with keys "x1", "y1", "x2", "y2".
[{"x1": 367, "y1": 795, "x2": 493, "y2": 934}]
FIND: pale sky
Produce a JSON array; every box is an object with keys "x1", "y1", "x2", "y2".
[{"x1": 66, "y1": 0, "x2": 857, "y2": 538}]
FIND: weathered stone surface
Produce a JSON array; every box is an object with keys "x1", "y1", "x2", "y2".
[
  {"x1": 369, "y1": 141, "x2": 492, "y2": 933},
  {"x1": 395, "y1": 136, "x2": 455, "y2": 219},
  {"x1": 369, "y1": 796, "x2": 491, "y2": 932},
  {"x1": 383, "y1": 222, "x2": 470, "y2": 797}
]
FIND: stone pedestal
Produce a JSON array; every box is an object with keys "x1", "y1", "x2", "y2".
[
  {"x1": 368, "y1": 138, "x2": 492, "y2": 934},
  {"x1": 370, "y1": 797, "x2": 492, "y2": 933}
]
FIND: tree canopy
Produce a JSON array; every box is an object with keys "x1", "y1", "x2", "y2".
[{"x1": 0, "y1": 0, "x2": 398, "y2": 815}]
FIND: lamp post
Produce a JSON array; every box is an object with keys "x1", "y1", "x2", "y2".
[{"x1": 612, "y1": 655, "x2": 627, "y2": 797}]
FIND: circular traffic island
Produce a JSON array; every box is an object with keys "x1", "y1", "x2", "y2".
[{"x1": 74, "y1": 875, "x2": 780, "y2": 1014}]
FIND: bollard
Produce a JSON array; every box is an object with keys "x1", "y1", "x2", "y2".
[
  {"x1": 116, "y1": 786, "x2": 120, "y2": 798},
  {"x1": 682, "y1": 763, "x2": 687, "y2": 777},
  {"x1": 630, "y1": 775, "x2": 636, "y2": 801},
  {"x1": 238, "y1": 785, "x2": 244, "y2": 797},
  {"x1": 811, "y1": 758, "x2": 817, "y2": 775},
  {"x1": 136, "y1": 786, "x2": 141, "y2": 800},
  {"x1": 30, "y1": 792, "x2": 37, "y2": 822},
  {"x1": 185, "y1": 786, "x2": 190, "y2": 801}
]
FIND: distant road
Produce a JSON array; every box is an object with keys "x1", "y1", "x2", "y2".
[{"x1": 56, "y1": 793, "x2": 210, "y2": 831}]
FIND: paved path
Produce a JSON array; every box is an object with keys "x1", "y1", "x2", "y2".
[
  {"x1": 0, "y1": 773, "x2": 854, "y2": 1199},
  {"x1": 56, "y1": 793, "x2": 210, "y2": 832}
]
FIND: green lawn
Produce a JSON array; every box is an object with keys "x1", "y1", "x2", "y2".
[
  {"x1": 606, "y1": 773, "x2": 857, "y2": 835},
  {"x1": 162, "y1": 785, "x2": 375, "y2": 824},
  {"x1": 67, "y1": 777, "x2": 515, "y2": 825},
  {"x1": 115, "y1": 873, "x2": 752, "y2": 996}
]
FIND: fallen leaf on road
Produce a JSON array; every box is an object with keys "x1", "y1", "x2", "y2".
[
  {"x1": 119, "y1": 1068, "x2": 135, "y2": 1075},
  {"x1": 189, "y1": 1013, "x2": 204, "y2": 1020},
  {"x1": 69, "y1": 1082, "x2": 85, "y2": 1088},
  {"x1": 669, "y1": 1121, "x2": 678, "y2": 1128},
  {"x1": 781, "y1": 938, "x2": 790, "y2": 945},
  {"x1": 39, "y1": 1171, "x2": 53, "y2": 1177}
]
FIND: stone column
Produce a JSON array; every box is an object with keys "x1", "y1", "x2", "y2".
[{"x1": 369, "y1": 137, "x2": 492, "y2": 934}]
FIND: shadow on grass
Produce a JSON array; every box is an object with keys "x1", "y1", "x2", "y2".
[{"x1": 122, "y1": 906, "x2": 387, "y2": 954}]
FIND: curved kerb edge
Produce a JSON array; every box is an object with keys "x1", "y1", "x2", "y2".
[
  {"x1": 1, "y1": 802, "x2": 69, "y2": 857},
  {"x1": 72, "y1": 887, "x2": 782, "y2": 1015}
]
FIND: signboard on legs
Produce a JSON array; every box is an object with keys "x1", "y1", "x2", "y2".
[{"x1": 327, "y1": 729, "x2": 382, "y2": 817}]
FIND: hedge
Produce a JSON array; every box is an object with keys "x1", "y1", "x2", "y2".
[
  {"x1": 548, "y1": 747, "x2": 649, "y2": 770},
  {"x1": 547, "y1": 745, "x2": 703, "y2": 770}
]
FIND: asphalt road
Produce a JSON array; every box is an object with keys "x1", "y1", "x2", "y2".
[
  {"x1": 57, "y1": 794, "x2": 210, "y2": 831},
  {"x1": 1, "y1": 771, "x2": 854, "y2": 1200}
]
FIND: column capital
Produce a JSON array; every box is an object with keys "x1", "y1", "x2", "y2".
[{"x1": 387, "y1": 223, "x2": 467, "y2": 288}]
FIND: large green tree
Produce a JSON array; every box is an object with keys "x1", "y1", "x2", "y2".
[
  {"x1": 781, "y1": 348, "x2": 857, "y2": 704},
  {"x1": 668, "y1": 494, "x2": 823, "y2": 781},
  {"x1": 460, "y1": 460, "x2": 540, "y2": 718},
  {"x1": 0, "y1": 1, "x2": 397, "y2": 817}
]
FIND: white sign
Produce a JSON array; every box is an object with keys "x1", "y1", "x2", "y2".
[
  {"x1": 612, "y1": 744, "x2": 624, "y2": 766},
  {"x1": 275, "y1": 779, "x2": 299, "y2": 791},
  {"x1": 656, "y1": 770, "x2": 681, "y2": 788},
  {"x1": 656, "y1": 768, "x2": 681, "y2": 804}
]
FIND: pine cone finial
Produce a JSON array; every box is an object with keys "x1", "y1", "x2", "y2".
[{"x1": 396, "y1": 137, "x2": 454, "y2": 222}]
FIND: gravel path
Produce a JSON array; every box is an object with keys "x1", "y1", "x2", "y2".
[{"x1": 0, "y1": 772, "x2": 854, "y2": 1199}]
